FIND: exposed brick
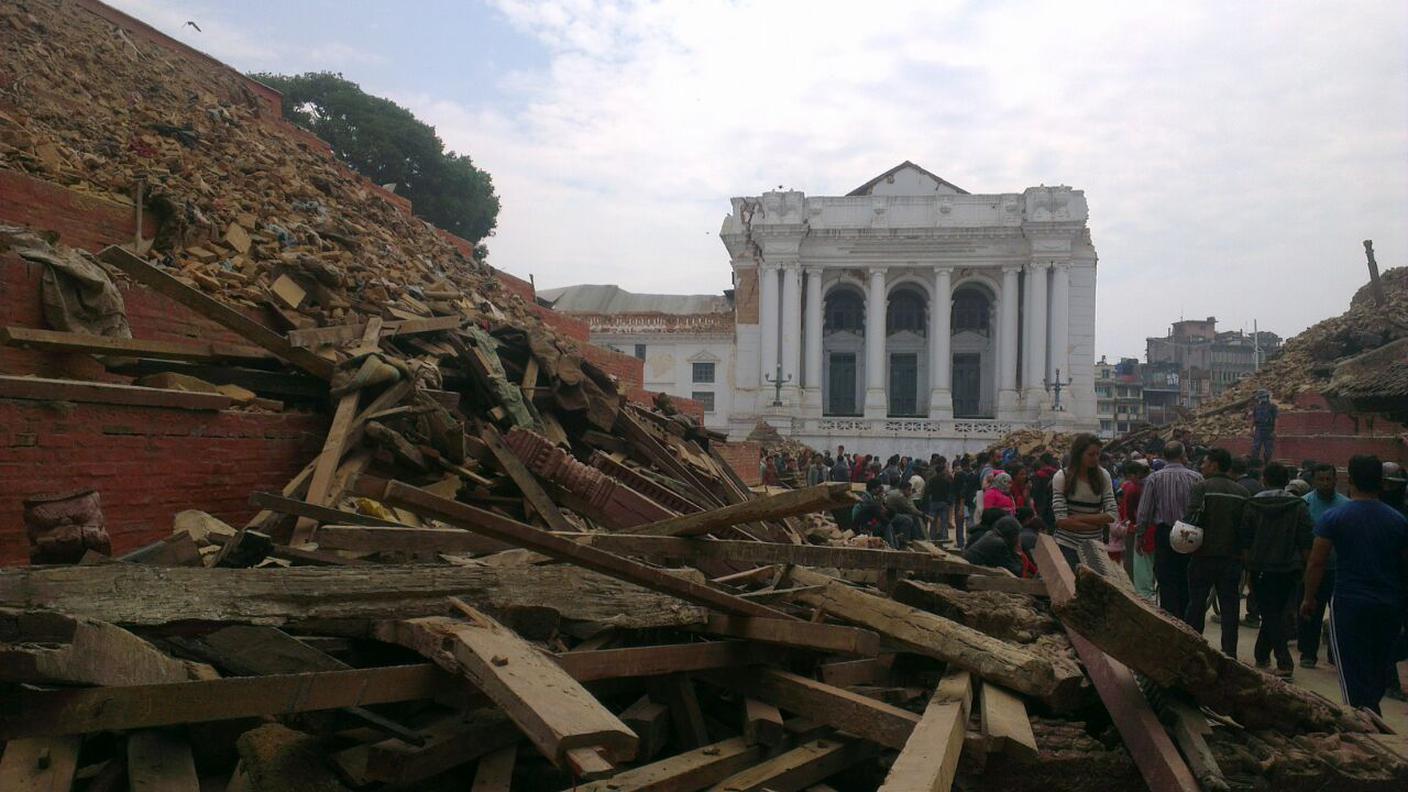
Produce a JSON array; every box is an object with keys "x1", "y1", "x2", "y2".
[{"x1": 716, "y1": 440, "x2": 763, "y2": 487}]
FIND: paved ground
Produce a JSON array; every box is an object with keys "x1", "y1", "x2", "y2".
[{"x1": 1197, "y1": 609, "x2": 1408, "y2": 733}]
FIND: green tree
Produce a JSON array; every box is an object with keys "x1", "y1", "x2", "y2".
[{"x1": 250, "y1": 71, "x2": 499, "y2": 244}]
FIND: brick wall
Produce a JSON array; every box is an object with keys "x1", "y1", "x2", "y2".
[
  {"x1": 1200, "y1": 390, "x2": 1407, "y2": 467},
  {"x1": 716, "y1": 440, "x2": 763, "y2": 487},
  {"x1": 0, "y1": 170, "x2": 157, "y2": 253},
  {"x1": 0, "y1": 399, "x2": 325, "y2": 565},
  {"x1": 734, "y1": 267, "x2": 759, "y2": 324}
]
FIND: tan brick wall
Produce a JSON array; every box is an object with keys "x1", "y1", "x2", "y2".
[{"x1": 735, "y1": 266, "x2": 759, "y2": 324}]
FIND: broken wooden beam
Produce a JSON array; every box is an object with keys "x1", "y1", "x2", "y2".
[
  {"x1": 481, "y1": 424, "x2": 578, "y2": 533},
  {"x1": 0, "y1": 611, "x2": 211, "y2": 686},
  {"x1": 743, "y1": 698, "x2": 786, "y2": 747},
  {"x1": 361, "y1": 710, "x2": 517, "y2": 786},
  {"x1": 366, "y1": 478, "x2": 796, "y2": 619},
  {"x1": 705, "y1": 668, "x2": 921, "y2": 750},
  {"x1": 98, "y1": 246, "x2": 335, "y2": 379},
  {"x1": 1052, "y1": 555, "x2": 1376, "y2": 735},
  {"x1": 695, "y1": 615, "x2": 879, "y2": 656},
  {"x1": 708, "y1": 736, "x2": 878, "y2": 792},
  {"x1": 0, "y1": 736, "x2": 81, "y2": 791},
  {"x1": 1, "y1": 325, "x2": 274, "y2": 364},
  {"x1": 1032, "y1": 534, "x2": 1200, "y2": 792},
  {"x1": 787, "y1": 569, "x2": 1085, "y2": 709},
  {"x1": 877, "y1": 669, "x2": 972, "y2": 792},
  {"x1": 0, "y1": 563, "x2": 707, "y2": 631},
  {"x1": 979, "y1": 683, "x2": 1039, "y2": 762},
  {"x1": 568, "y1": 533, "x2": 989, "y2": 576},
  {"x1": 572, "y1": 737, "x2": 763, "y2": 792},
  {"x1": 312, "y1": 524, "x2": 513, "y2": 556},
  {"x1": 623, "y1": 483, "x2": 857, "y2": 537},
  {"x1": 376, "y1": 602, "x2": 637, "y2": 770},
  {"x1": 127, "y1": 728, "x2": 200, "y2": 791},
  {"x1": 0, "y1": 375, "x2": 232, "y2": 410}
]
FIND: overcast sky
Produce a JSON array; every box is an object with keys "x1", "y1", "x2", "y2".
[{"x1": 112, "y1": 0, "x2": 1407, "y2": 360}]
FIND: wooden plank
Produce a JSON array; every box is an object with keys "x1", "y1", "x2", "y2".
[
  {"x1": 1032, "y1": 535, "x2": 1199, "y2": 792},
  {"x1": 363, "y1": 710, "x2": 517, "y2": 786},
  {"x1": 287, "y1": 315, "x2": 463, "y2": 349},
  {"x1": 555, "y1": 641, "x2": 771, "y2": 683},
  {"x1": 978, "y1": 682, "x2": 1038, "y2": 762},
  {"x1": 573, "y1": 737, "x2": 762, "y2": 792},
  {"x1": 369, "y1": 478, "x2": 796, "y2": 620},
  {"x1": 649, "y1": 674, "x2": 711, "y2": 750},
  {"x1": 313, "y1": 524, "x2": 513, "y2": 556},
  {"x1": 3, "y1": 665, "x2": 449, "y2": 739},
  {"x1": 818, "y1": 658, "x2": 885, "y2": 688},
  {"x1": 696, "y1": 615, "x2": 878, "y2": 656},
  {"x1": 98, "y1": 246, "x2": 335, "y2": 379},
  {"x1": 0, "y1": 736, "x2": 81, "y2": 792},
  {"x1": 787, "y1": 568, "x2": 1083, "y2": 708},
  {"x1": 0, "y1": 563, "x2": 707, "y2": 632},
  {"x1": 376, "y1": 603, "x2": 638, "y2": 767},
  {"x1": 1053, "y1": 547, "x2": 1373, "y2": 735},
  {"x1": 708, "y1": 737, "x2": 877, "y2": 792},
  {"x1": 705, "y1": 668, "x2": 921, "y2": 750},
  {"x1": 470, "y1": 745, "x2": 516, "y2": 792},
  {"x1": 249, "y1": 491, "x2": 409, "y2": 528},
  {"x1": 966, "y1": 575, "x2": 1048, "y2": 596},
  {"x1": 482, "y1": 424, "x2": 578, "y2": 533},
  {"x1": 291, "y1": 317, "x2": 382, "y2": 544},
  {"x1": 1, "y1": 325, "x2": 274, "y2": 364},
  {"x1": 877, "y1": 670, "x2": 972, "y2": 792},
  {"x1": 572, "y1": 533, "x2": 984, "y2": 576},
  {"x1": 0, "y1": 375, "x2": 232, "y2": 410},
  {"x1": 743, "y1": 698, "x2": 785, "y2": 747},
  {"x1": 619, "y1": 696, "x2": 670, "y2": 762},
  {"x1": 0, "y1": 612, "x2": 208, "y2": 686},
  {"x1": 128, "y1": 729, "x2": 200, "y2": 792},
  {"x1": 624, "y1": 484, "x2": 856, "y2": 537}
]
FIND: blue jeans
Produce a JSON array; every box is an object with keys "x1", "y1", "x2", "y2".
[{"x1": 927, "y1": 501, "x2": 951, "y2": 541}]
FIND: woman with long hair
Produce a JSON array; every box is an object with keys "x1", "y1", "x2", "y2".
[{"x1": 1051, "y1": 433, "x2": 1119, "y2": 568}]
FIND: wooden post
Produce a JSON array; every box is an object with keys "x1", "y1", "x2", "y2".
[
  {"x1": 878, "y1": 669, "x2": 972, "y2": 792},
  {"x1": 1365, "y1": 239, "x2": 1388, "y2": 307}
]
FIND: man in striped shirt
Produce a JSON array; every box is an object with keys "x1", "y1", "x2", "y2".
[{"x1": 1136, "y1": 442, "x2": 1204, "y2": 619}]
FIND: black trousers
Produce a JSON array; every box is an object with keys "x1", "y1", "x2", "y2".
[
  {"x1": 1297, "y1": 568, "x2": 1335, "y2": 663},
  {"x1": 1253, "y1": 570, "x2": 1299, "y2": 669},
  {"x1": 1330, "y1": 597, "x2": 1402, "y2": 714},
  {"x1": 1154, "y1": 524, "x2": 1190, "y2": 620},
  {"x1": 1186, "y1": 556, "x2": 1241, "y2": 656}
]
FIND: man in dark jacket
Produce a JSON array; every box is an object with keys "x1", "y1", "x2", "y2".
[
  {"x1": 963, "y1": 515, "x2": 1023, "y2": 576},
  {"x1": 1184, "y1": 447, "x2": 1249, "y2": 656},
  {"x1": 1240, "y1": 462, "x2": 1314, "y2": 676}
]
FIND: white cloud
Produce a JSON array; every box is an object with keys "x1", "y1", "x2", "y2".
[{"x1": 405, "y1": 0, "x2": 1406, "y2": 359}]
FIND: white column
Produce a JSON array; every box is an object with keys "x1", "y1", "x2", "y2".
[
  {"x1": 758, "y1": 262, "x2": 779, "y2": 408},
  {"x1": 803, "y1": 266, "x2": 824, "y2": 412},
  {"x1": 780, "y1": 263, "x2": 802, "y2": 405},
  {"x1": 997, "y1": 265, "x2": 1021, "y2": 414},
  {"x1": 1050, "y1": 262, "x2": 1071, "y2": 388},
  {"x1": 863, "y1": 266, "x2": 888, "y2": 418},
  {"x1": 928, "y1": 266, "x2": 953, "y2": 418},
  {"x1": 1023, "y1": 261, "x2": 1050, "y2": 411}
]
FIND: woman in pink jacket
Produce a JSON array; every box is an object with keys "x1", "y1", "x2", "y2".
[{"x1": 983, "y1": 472, "x2": 1016, "y2": 515}]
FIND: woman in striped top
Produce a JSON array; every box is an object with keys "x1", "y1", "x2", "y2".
[{"x1": 1051, "y1": 433, "x2": 1120, "y2": 568}]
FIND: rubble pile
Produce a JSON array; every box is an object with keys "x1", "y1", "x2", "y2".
[
  {"x1": 985, "y1": 428, "x2": 1074, "y2": 459},
  {"x1": 0, "y1": 2, "x2": 1405, "y2": 790}
]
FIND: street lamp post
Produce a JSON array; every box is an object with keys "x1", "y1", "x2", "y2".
[{"x1": 764, "y1": 363, "x2": 791, "y2": 407}]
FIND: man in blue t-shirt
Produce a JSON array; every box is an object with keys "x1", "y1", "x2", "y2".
[
  {"x1": 1299, "y1": 463, "x2": 1351, "y2": 667},
  {"x1": 1301, "y1": 455, "x2": 1408, "y2": 713}
]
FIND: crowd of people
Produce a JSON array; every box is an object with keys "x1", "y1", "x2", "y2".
[{"x1": 780, "y1": 432, "x2": 1408, "y2": 716}]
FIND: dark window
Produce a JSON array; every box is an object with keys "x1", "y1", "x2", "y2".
[
  {"x1": 634, "y1": 344, "x2": 646, "y2": 360},
  {"x1": 691, "y1": 362, "x2": 715, "y2": 383},
  {"x1": 691, "y1": 391, "x2": 715, "y2": 412},
  {"x1": 887, "y1": 289, "x2": 926, "y2": 335},
  {"x1": 824, "y1": 290, "x2": 864, "y2": 333},
  {"x1": 952, "y1": 289, "x2": 990, "y2": 335}
]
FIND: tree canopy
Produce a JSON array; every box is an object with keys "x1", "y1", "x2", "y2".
[{"x1": 251, "y1": 71, "x2": 500, "y2": 244}]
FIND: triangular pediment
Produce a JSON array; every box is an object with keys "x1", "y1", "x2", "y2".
[{"x1": 847, "y1": 161, "x2": 968, "y2": 197}]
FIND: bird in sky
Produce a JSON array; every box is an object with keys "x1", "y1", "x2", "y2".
[{"x1": 184, "y1": 21, "x2": 201, "y2": 32}]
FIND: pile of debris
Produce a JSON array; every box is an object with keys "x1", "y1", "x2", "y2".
[
  {"x1": 745, "y1": 419, "x2": 818, "y2": 460},
  {"x1": 1185, "y1": 264, "x2": 1408, "y2": 439},
  {"x1": 985, "y1": 428, "x2": 1074, "y2": 459}
]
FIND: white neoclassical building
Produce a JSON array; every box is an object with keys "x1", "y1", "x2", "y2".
[{"x1": 720, "y1": 162, "x2": 1099, "y2": 456}]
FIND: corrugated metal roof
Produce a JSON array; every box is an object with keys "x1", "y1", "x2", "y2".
[{"x1": 539, "y1": 284, "x2": 730, "y2": 315}]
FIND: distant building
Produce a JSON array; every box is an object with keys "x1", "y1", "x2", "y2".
[
  {"x1": 537, "y1": 285, "x2": 737, "y2": 432},
  {"x1": 1144, "y1": 317, "x2": 1281, "y2": 418},
  {"x1": 1094, "y1": 356, "x2": 1145, "y2": 438}
]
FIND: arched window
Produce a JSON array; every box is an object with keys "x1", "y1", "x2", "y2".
[
  {"x1": 887, "y1": 288, "x2": 926, "y2": 335},
  {"x1": 824, "y1": 289, "x2": 864, "y2": 333},
  {"x1": 952, "y1": 288, "x2": 990, "y2": 335}
]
